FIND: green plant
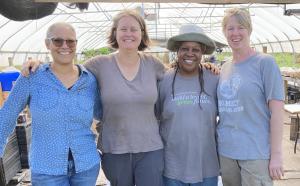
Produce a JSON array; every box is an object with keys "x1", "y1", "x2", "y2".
[
  {"x1": 215, "y1": 52, "x2": 300, "y2": 68},
  {"x1": 271, "y1": 53, "x2": 300, "y2": 68},
  {"x1": 215, "y1": 52, "x2": 231, "y2": 62},
  {"x1": 81, "y1": 47, "x2": 113, "y2": 60}
]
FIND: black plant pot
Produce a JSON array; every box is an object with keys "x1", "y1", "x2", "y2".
[{"x1": 0, "y1": 0, "x2": 57, "y2": 21}]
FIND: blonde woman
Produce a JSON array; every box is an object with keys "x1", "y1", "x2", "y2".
[{"x1": 217, "y1": 8, "x2": 284, "y2": 186}]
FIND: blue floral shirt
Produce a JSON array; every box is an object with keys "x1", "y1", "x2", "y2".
[{"x1": 0, "y1": 64, "x2": 101, "y2": 175}]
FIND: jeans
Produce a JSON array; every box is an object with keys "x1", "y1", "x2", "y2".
[
  {"x1": 163, "y1": 176, "x2": 218, "y2": 186},
  {"x1": 102, "y1": 149, "x2": 164, "y2": 186},
  {"x1": 31, "y1": 160, "x2": 100, "y2": 186}
]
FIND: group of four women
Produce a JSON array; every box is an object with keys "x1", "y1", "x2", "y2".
[{"x1": 0, "y1": 7, "x2": 284, "y2": 186}]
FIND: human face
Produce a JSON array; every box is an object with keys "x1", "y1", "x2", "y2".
[
  {"x1": 224, "y1": 16, "x2": 251, "y2": 52},
  {"x1": 177, "y1": 42, "x2": 202, "y2": 77},
  {"x1": 46, "y1": 25, "x2": 76, "y2": 65},
  {"x1": 116, "y1": 16, "x2": 142, "y2": 51}
]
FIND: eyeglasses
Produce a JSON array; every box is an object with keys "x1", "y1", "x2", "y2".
[{"x1": 47, "y1": 38, "x2": 77, "y2": 48}]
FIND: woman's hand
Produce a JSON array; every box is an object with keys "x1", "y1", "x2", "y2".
[
  {"x1": 201, "y1": 62, "x2": 220, "y2": 75},
  {"x1": 269, "y1": 152, "x2": 284, "y2": 180},
  {"x1": 21, "y1": 59, "x2": 41, "y2": 77}
]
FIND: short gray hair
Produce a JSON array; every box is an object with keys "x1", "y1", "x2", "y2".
[{"x1": 46, "y1": 22, "x2": 76, "y2": 39}]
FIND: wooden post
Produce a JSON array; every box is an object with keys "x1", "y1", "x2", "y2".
[
  {"x1": 8, "y1": 57, "x2": 14, "y2": 66},
  {"x1": 284, "y1": 79, "x2": 288, "y2": 103},
  {"x1": 263, "y1": 46, "x2": 267, "y2": 53},
  {"x1": 163, "y1": 52, "x2": 169, "y2": 65},
  {"x1": 290, "y1": 115, "x2": 299, "y2": 141}
]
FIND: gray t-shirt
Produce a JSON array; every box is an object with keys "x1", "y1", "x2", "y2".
[
  {"x1": 158, "y1": 68, "x2": 219, "y2": 183},
  {"x1": 85, "y1": 53, "x2": 165, "y2": 154},
  {"x1": 217, "y1": 53, "x2": 284, "y2": 160}
]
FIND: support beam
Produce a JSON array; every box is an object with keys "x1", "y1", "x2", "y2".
[{"x1": 34, "y1": 0, "x2": 300, "y2": 4}]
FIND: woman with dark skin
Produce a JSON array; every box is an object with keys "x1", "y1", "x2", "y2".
[{"x1": 158, "y1": 24, "x2": 219, "y2": 186}]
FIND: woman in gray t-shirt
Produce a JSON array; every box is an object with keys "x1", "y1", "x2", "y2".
[
  {"x1": 85, "y1": 10, "x2": 165, "y2": 186},
  {"x1": 217, "y1": 8, "x2": 284, "y2": 186},
  {"x1": 158, "y1": 24, "x2": 219, "y2": 186}
]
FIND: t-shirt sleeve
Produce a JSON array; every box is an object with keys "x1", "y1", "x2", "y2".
[
  {"x1": 155, "y1": 71, "x2": 173, "y2": 121},
  {"x1": 84, "y1": 57, "x2": 97, "y2": 75},
  {"x1": 260, "y1": 55, "x2": 284, "y2": 102},
  {"x1": 152, "y1": 56, "x2": 166, "y2": 82}
]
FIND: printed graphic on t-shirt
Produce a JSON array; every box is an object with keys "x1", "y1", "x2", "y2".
[
  {"x1": 218, "y1": 73, "x2": 244, "y2": 113},
  {"x1": 172, "y1": 92, "x2": 211, "y2": 106}
]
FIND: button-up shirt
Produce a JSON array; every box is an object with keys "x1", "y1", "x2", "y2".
[{"x1": 0, "y1": 64, "x2": 101, "y2": 175}]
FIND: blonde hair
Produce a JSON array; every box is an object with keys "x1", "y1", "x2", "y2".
[
  {"x1": 107, "y1": 9, "x2": 150, "y2": 51},
  {"x1": 222, "y1": 8, "x2": 252, "y2": 34}
]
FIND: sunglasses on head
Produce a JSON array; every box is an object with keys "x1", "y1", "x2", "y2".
[{"x1": 48, "y1": 37, "x2": 77, "y2": 48}]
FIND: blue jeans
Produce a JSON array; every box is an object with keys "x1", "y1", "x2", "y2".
[
  {"x1": 31, "y1": 160, "x2": 100, "y2": 186},
  {"x1": 163, "y1": 176, "x2": 218, "y2": 186}
]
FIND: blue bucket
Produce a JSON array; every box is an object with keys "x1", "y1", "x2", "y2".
[{"x1": 0, "y1": 72, "x2": 20, "y2": 91}]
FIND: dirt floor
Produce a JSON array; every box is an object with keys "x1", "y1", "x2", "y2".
[
  {"x1": 96, "y1": 110, "x2": 300, "y2": 186},
  {"x1": 9, "y1": 111, "x2": 300, "y2": 186},
  {"x1": 272, "y1": 110, "x2": 300, "y2": 186}
]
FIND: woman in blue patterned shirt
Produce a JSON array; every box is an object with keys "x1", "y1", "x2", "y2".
[{"x1": 0, "y1": 22, "x2": 101, "y2": 186}]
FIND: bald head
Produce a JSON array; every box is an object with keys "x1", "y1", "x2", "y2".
[{"x1": 46, "y1": 22, "x2": 76, "y2": 39}]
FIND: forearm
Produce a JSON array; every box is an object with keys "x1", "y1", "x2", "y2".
[
  {"x1": 0, "y1": 109, "x2": 19, "y2": 156},
  {"x1": 0, "y1": 77, "x2": 30, "y2": 156},
  {"x1": 268, "y1": 100, "x2": 284, "y2": 179},
  {"x1": 0, "y1": 102, "x2": 26, "y2": 156},
  {"x1": 270, "y1": 107, "x2": 283, "y2": 156}
]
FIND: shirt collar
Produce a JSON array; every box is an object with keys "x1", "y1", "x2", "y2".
[
  {"x1": 40, "y1": 63, "x2": 89, "y2": 75},
  {"x1": 40, "y1": 63, "x2": 50, "y2": 71},
  {"x1": 76, "y1": 64, "x2": 89, "y2": 75}
]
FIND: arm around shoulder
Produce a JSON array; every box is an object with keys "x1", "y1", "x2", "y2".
[
  {"x1": 148, "y1": 54, "x2": 167, "y2": 81},
  {"x1": 84, "y1": 55, "x2": 112, "y2": 76}
]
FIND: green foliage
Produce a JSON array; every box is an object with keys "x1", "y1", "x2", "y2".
[
  {"x1": 82, "y1": 47, "x2": 113, "y2": 60},
  {"x1": 76, "y1": 47, "x2": 113, "y2": 64},
  {"x1": 215, "y1": 52, "x2": 231, "y2": 62},
  {"x1": 215, "y1": 52, "x2": 300, "y2": 68},
  {"x1": 271, "y1": 53, "x2": 300, "y2": 68}
]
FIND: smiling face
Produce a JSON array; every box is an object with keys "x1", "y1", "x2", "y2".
[
  {"x1": 177, "y1": 41, "x2": 203, "y2": 77},
  {"x1": 45, "y1": 23, "x2": 76, "y2": 65},
  {"x1": 224, "y1": 15, "x2": 251, "y2": 52},
  {"x1": 222, "y1": 8, "x2": 252, "y2": 53},
  {"x1": 115, "y1": 15, "x2": 142, "y2": 51}
]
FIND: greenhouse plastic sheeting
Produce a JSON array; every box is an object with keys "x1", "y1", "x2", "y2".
[{"x1": 0, "y1": 3, "x2": 300, "y2": 66}]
